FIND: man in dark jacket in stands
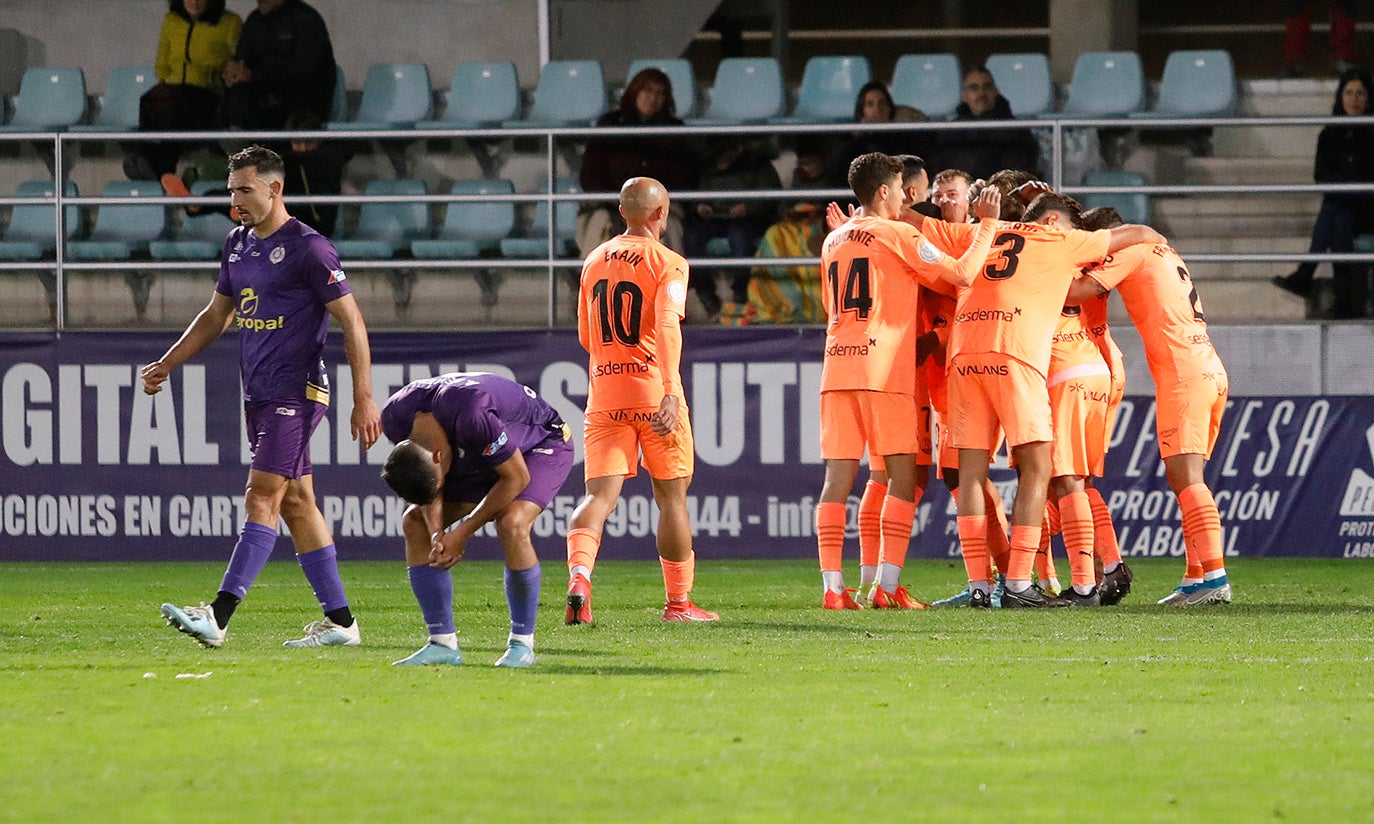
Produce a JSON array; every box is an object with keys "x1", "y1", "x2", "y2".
[
  {"x1": 935, "y1": 66, "x2": 1039, "y2": 181},
  {"x1": 220, "y1": 0, "x2": 336, "y2": 129}
]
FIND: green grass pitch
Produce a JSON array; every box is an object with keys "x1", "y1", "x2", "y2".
[{"x1": 1, "y1": 558, "x2": 1371, "y2": 823}]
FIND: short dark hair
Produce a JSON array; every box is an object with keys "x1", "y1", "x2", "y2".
[
  {"x1": 381, "y1": 440, "x2": 440, "y2": 505},
  {"x1": 1080, "y1": 205, "x2": 1124, "y2": 231},
  {"x1": 894, "y1": 154, "x2": 927, "y2": 186},
  {"x1": 1023, "y1": 192, "x2": 1085, "y2": 228},
  {"x1": 847, "y1": 152, "x2": 903, "y2": 205},
  {"x1": 228, "y1": 145, "x2": 286, "y2": 177},
  {"x1": 985, "y1": 169, "x2": 1039, "y2": 220}
]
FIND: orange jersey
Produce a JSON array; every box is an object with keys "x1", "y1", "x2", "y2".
[
  {"x1": 578, "y1": 234, "x2": 688, "y2": 414},
  {"x1": 917, "y1": 285, "x2": 957, "y2": 414},
  {"x1": 1049, "y1": 304, "x2": 1106, "y2": 375},
  {"x1": 951, "y1": 222, "x2": 1111, "y2": 378},
  {"x1": 1077, "y1": 290, "x2": 1126, "y2": 382},
  {"x1": 1083, "y1": 242, "x2": 1225, "y2": 385},
  {"x1": 819, "y1": 214, "x2": 997, "y2": 394}
]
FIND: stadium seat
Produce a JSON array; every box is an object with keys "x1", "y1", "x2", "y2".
[
  {"x1": 0, "y1": 67, "x2": 87, "y2": 131},
  {"x1": 1355, "y1": 233, "x2": 1374, "y2": 253},
  {"x1": 625, "y1": 58, "x2": 697, "y2": 118},
  {"x1": 327, "y1": 63, "x2": 432, "y2": 130},
  {"x1": 984, "y1": 53, "x2": 1053, "y2": 118},
  {"x1": 1135, "y1": 50, "x2": 1236, "y2": 118},
  {"x1": 689, "y1": 57, "x2": 785, "y2": 125},
  {"x1": 66, "y1": 181, "x2": 166, "y2": 259},
  {"x1": 1062, "y1": 51, "x2": 1145, "y2": 118},
  {"x1": 71, "y1": 66, "x2": 156, "y2": 132},
  {"x1": 499, "y1": 180, "x2": 580, "y2": 257},
  {"x1": 411, "y1": 179, "x2": 516, "y2": 259},
  {"x1": 418, "y1": 61, "x2": 520, "y2": 128},
  {"x1": 149, "y1": 181, "x2": 235, "y2": 260},
  {"x1": 330, "y1": 65, "x2": 348, "y2": 122},
  {"x1": 0, "y1": 180, "x2": 80, "y2": 260},
  {"x1": 1080, "y1": 171, "x2": 1149, "y2": 224},
  {"x1": 772, "y1": 56, "x2": 872, "y2": 123},
  {"x1": 506, "y1": 60, "x2": 606, "y2": 127},
  {"x1": 890, "y1": 54, "x2": 961, "y2": 119},
  {"x1": 332, "y1": 178, "x2": 430, "y2": 258}
]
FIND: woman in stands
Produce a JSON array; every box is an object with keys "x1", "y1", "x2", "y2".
[
  {"x1": 823, "y1": 81, "x2": 931, "y2": 187},
  {"x1": 577, "y1": 67, "x2": 697, "y2": 256},
  {"x1": 1275, "y1": 66, "x2": 1374, "y2": 318},
  {"x1": 128, "y1": 0, "x2": 242, "y2": 180}
]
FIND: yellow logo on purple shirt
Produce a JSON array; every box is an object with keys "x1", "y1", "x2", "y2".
[
  {"x1": 235, "y1": 287, "x2": 286, "y2": 332},
  {"x1": 239, "y1": 287, "x2": 259, "y2": 316}
]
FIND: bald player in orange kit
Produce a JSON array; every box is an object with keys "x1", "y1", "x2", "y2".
[{"x1": 564, "y1": 177, "x2": 719, "y2": 624}]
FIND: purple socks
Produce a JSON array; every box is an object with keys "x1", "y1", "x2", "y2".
[
  {"x1": 504, "y1": 563, "x2": 541, "y2": 637},
  {"x1": 407, "y1": 564, "x2": 456, "y2": 635},
  {"x1": 218, "y1": 521, "x2": 278, "y2": 599},
  {"x1": 297, "y1": 544, "x2": 349, "y2": 613}
]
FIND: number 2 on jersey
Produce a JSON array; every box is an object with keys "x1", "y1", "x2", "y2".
[
  {"x1": 590, "y1": 278, "x2": 643, "y2": 345},
  {"x1": 1177, "y1": 265, "x2": 1205, "y2": 321},
  {"x1": 826, "y1": 257, "x2": 872, "y2": 320}
]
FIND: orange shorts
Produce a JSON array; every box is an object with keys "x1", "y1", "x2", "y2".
[
  {"x1": 869, "y1": 402, "x2": 934, "y2": 472},
  {"x1": 1155, "y1": 372, "x2": 1229, "y2": 459},
  {"x1": 583, "y1": 404, "x2": 694, "y2": 480},
  {"x1": 820, "y1": 390, "x2": 920, "y2": 461},
  {"x1": 948, "y1": 353, "x2": 1052, "y2": 451},
  {"x1": 1047, "y1": 364, "x2": 1112, "y2": 478}
]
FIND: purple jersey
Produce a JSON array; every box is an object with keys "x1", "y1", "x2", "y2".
[
  {"x1": 216, "y1": 218, "x2": 351, "y2": 404},
  {"x1": 382, "y1": 373, "x2": 569, "y2": 478}
]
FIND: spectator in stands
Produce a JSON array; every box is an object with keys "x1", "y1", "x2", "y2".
[
  {"x1": 931, "y1": 168, "x2": 975, "y2": 224},
  {"x1": 282, "y1": 109, "x2": 351, "y2": 237},
  {"x1": 934, "y1": 66, "x2": 1040, "y2": 181},
  {"x1": 824, "y1": 81, "x2": 930, "y2": 187},
  {"x1": 1275, "y1": 67, "x2": 1374, "y2": 318},
  {"x1": 126, "y1": 0, "x2": 242, "y2": 180},
  {"x1": 1284, "y1": 1, "x2": 1357, "y2": 77},
  {"x1": 577, "y1": 68, "x2": 696, "y2": 256},
  {"x1": 684, "y1": 138, "x2": 781, "y2": 323},
  {"x1": 220, "y1": 0, "x2": 336, "y2": 130},
  {"x1": 747, "y1": 150, "x2": 829, "y2": 324}
]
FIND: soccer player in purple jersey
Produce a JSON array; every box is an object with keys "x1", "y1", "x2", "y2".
[
  {"x1": 144, "y1": 145, "x2": 382, "y2": 649},
  {"x1": 379, "y1": 373, "x2": 574, "y2": 667}
]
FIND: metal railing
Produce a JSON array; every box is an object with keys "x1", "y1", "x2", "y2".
[{"x1": 2, "y1": 114, "x2": 1373, "y2": 328}]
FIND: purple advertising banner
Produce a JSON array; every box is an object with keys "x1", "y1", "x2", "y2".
[{"x1": 1, "y1": 329, "x2": 1371, "y2": 561}]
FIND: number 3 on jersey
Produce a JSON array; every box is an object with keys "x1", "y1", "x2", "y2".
[
  {"x1": 826, "y1": 257, "x2": 872, "y2": 321},
  {"x1": 983, "y1": 232, "x2": 1024, "y2": 280}
]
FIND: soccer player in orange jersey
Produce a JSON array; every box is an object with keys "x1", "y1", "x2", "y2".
[
  {"x1": 563, "y1": 177, "x2": 718, "y2": 624},
  {"x1": 945, "y1": 192, "x2": 1163, "y2": 607},
  {"x1": 931, "y1": 168, "x2": 974, "y2": 225},
  {"x1": 1069, "y1": 210, "x2": 1232, "y2": 607},
  {"x1": 816, "y1": 152, "x2": 1002, "y2": 610}
]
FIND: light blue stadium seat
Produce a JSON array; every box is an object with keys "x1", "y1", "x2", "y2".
[
  {"x1": 890, "y1": 54, "x2": 961, "y2": 120},
  {"x1": 332, "y1": 178, "x2": 429, "y2": 258},
  {"x1": 411, "y1": 179, "x2": 516, "y2": 259},
  {"x1": 0, "y1": 180, "x2": 80, "y2": 260},
  {"x1": 0, "y1": 67, "x2": 87, "y2": 131},
  {"x1": 1063, "y1": 52, "x2": 1145, "y2": 118},
  {"x1": 66, "y1": 181, "x2": 166, "y2": 259},
  {"x1": 418, "y1": 62, "x2": 520, "y2": 129},
  {"x1": 625, "y1": 58, "x2": 697, "y2": 118},
  {"x1": 70, "y1": 66, "x2": 156, "y2": 132},
  {"x1": 499, "y1": 180, "x2": 580, "y2": 257},
  {"x1": 327, "y1": 63, "x2": 432, "y2": 130},
  {"x1": 984, "y1": 53, "x2": 1053, "y2": 118},
  {"x1": 772, "y1": 56, "x2": 872, "y2": 124},
  {"x1": 1135, "y1": 50, "x2": 1236, "y2": 119},
  {"x1": 150, "y1": 181, "x2": 235, "y2": 260},
  {"x1": 1354, "y1": 233, "x2": 1374, "y2": 253},
  {"x1": 688, "y1": 57, "x2": 785, "y2": 125},
  {"x1": 1081, "y1": 171, "x2": 1149, "y2": 224},
  {"x1": 330, "y1": 65, "x2": 348, "y2": 122},
  {"x1": 505, "y1": 60, "x2": 606, "y2": 128}
]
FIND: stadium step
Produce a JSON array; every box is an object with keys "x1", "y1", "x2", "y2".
[{"x1": 1182, "y1": 155, "x2": 1312, "y2": 184}]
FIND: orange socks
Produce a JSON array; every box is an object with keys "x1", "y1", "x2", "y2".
[
  {"x1": 815, "y1": 502, "x2": 847, "y2": 574},
  {"x1": 1086, "y1": 486, "x2": 1122, "y2": 569},
  {"x1": 957, "y1": 515, "x2": 991, "y2": 585},
  {"x1": 1035, "y1": 509, "x2": 1057, "y2": 585},
  {"x1": 1058, "y1": 491, "x2": 1096, "y2": 591},
  {"x1": 1007, "y1": 524, "x2": 1041, "y2": 583},
  {"x1": 879, "y1": 496, "x2": 916, "y2": 569},
  {"x1": 566, "y1": 527, "x2": 601, "y2": 575},
  {"x1": 660, "y1": 552, "x2": 695, "y2": 601},
  {"x1": 858, "y1": 481, "x2": 886, "y2": 570},
  {"x1": 1179, "y1": 483, "x2": 1225, "y2": 575}
]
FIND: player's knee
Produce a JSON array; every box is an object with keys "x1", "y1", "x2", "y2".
[{"x1": 495, "y1": 508, "x2": 535, "y2": 545}]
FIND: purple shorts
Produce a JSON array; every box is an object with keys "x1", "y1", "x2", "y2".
[
  {"x1": 442, "y1": 437, "x2": 574, "y2": 510},
  {"x1": 245, "y1": 400, "x2": 328, "y2": 479}
]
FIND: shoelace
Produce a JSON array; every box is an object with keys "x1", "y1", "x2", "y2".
[{"x1": 299, "y1": 620, "x2": 328, "y2": 636}]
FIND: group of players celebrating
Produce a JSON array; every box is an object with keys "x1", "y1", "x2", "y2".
[
  {"x1": 816, "y1": 152, "x2": 1232, "y2": 612},
  {"x1": 152, "y1": 143, "x2": 1231, "y2": 671}
]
